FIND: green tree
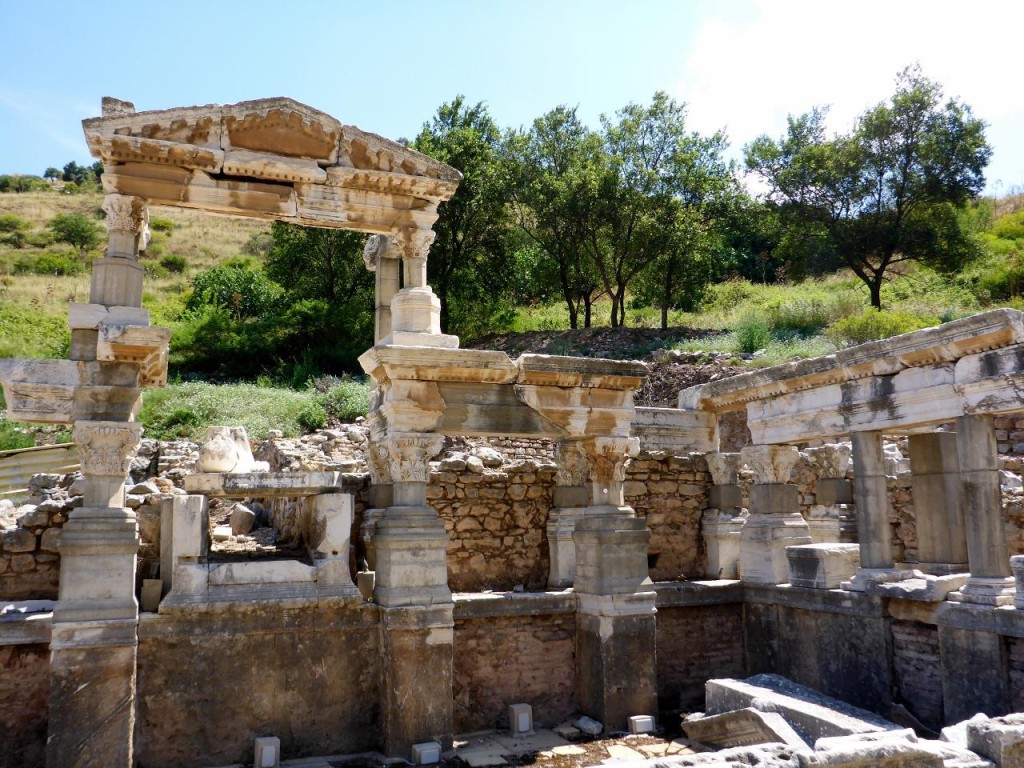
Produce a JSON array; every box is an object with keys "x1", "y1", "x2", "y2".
[
  {"x1": 43, "y1": 167, "x2": 61, "y2": 183},
  {"x1": 506, "y1": 106, "x2": 604, "y2": 328},
  {"x1": 265, "y1": 222, "x2": 371, "y2": 303},
  {"x1": 48, "y1": 212, "x2": 102, "y2": 254},
  {"x1": 413, "y1": 97, "x2": 516, "y2": 336},
  {"x1": 61, "y1": 161, "x2": 91, "y2": 186},
  {"x1": 592, "y1": 92, "x2": 733, "y2": 327},
  {"x1": 746, "y1": 66, "x2": 991, "y2": 308}
]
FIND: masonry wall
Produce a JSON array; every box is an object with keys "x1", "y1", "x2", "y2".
[
  {"x1": 0, "y1": 643, "x2": 49, "y2": 768},
  {"x1": 453, "y1": 608, "x2": 576, "y2": 731},
  {"x1": 891, "y1": 619, "x2": 944, "y2": 730},
  {"x1": 133, "y1": 604, "x2": 382, "y2": 768},
  {"x1": 655, "y1": 602, "x2": 745, "y2": 712}
]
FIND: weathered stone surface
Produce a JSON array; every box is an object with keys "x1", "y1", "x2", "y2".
[
  {"x1": 706, "y1": 675, "x2": 901, "y2": 743},
  {"x1": 228, "y1": 503, "x2": 255, "y2": 536},
  {"x1": 967, "y1": 713, "x2": 1024, "y2": 768},
  {"x1": 683, "y1": 707, "x2": 808, "y2": 749},
  {"x1": 787, "y1": 544, "x2": 860, "y2": 590}
]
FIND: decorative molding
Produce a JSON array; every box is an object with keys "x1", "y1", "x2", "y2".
[
  {"x1": 741, "y1": 444, "x2": 799, "y2": 485},
  {"x1": 102, "y1": 194, "x2": 148, "y2": 235},
  {"x1": 73, "y1": 420, "x2": 143, "y2": 476},
  {"x1": 382, "y1": 432, "x2": 444, "y2": 484},
  {"x1": 804, "y1": 444, "x2": 851, "y2": 479}
]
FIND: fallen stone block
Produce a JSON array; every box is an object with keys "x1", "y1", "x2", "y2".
[
  {"x1": 787, "y1": 544, "x2": 860, "y2": 589},
  {"x1": 683, "y1": 708, "x2": 808, "y2": 749},
  {"x1": 705, "y1": 674, "x2": 901, "y2": 743},
  {"x1": 942, "y1": 714, "x2": 990, "y2": 748},
  {"x1": 229, "y1": 503, "x2": 256, "y2": 535},
  {"x1": 815, "y1": 730, "x2": 993, "y2": 768},
  {"x1": 967, "y1": 714, "x2": 1024, "y2": 768},
  {"x1": 798, "y1": 741, "x2": 943, "y2": 767},
  {"x1": 574, "y1": 715, "x2": 602, "y2": 736}
]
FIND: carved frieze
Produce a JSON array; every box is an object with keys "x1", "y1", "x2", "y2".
[
  {"x1": 73, "y1": 421, "x2": 143, "y2": 477},
  {"x1": 556, "y1": 436, "x2": 639, "y2": 486}
]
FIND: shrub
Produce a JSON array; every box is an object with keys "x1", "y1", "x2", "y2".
[
  {"x1": 0, "y1": 420, "x2": 35, "y2": 451},
  {"x1": 48, "y1": 212, "x2": 102, "y2": 253},
  {"x1": 316, "y1": 378, "x2": 371, "y2": 422},
  {"x1": 13, "y1": 250, "x2": 86, "y2": 276},
  {"x1": 0, "y1": 213, "x2": 29, "y2": 233},
  {"x1": 734, "y1": 314, "x2": 773, "y2": 353},
  {"x1": 150, "y1": 217, "x2": 175, "y2": 232},
  {"x1": 186, "y1": 261, "x2": 282, "y2": 320},
  {"x1": 825, "y1": 309, "x2": 940, "y2": 347},
  {"x1": 296, "y1": 401, "x2": 328, "y2": 431},
  {"x1": 160, "y1": 253, "x2": 188, "y2": 273}
]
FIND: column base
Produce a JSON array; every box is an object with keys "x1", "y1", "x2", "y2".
[
  {"x1": 373, "y1": 506, "x2": 451, "y2": 608},
  {"x1": 949, "y1": 576, "x2": 1016, "y2": 606},
  {"x1": 47, "y1": 619, "x2": 138, "y2": 768},
  {"x1": 739, "y1": 515, "x2": 811, "y2": 586},
  {"x1": 547, "y1": 507, "x2": 586, "y2": 588},
  {"x1": 841, "y1": 567, "x2": 909, "y2": 592},
  {"x1": 379, "y1": 604, "x2": 454, "y2": 758}
]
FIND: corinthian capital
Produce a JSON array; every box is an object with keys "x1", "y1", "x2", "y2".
[
  {"x1": 705, "y1": 452, "x2": 743, "y2": 486},
  {"x1": 741, "y1": 445, "x2": 799, "y2": 485},
  {"x1": 102, "y1": 194, "x2": 148, "y2": 235},
  {"x1": 73, "y1": 420, "x2": 143, "y2": 476},
  {"x1": 381, "y1": 432, "x2": 444, "y2": 485}
]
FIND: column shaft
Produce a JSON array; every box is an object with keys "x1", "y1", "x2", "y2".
[
  {"x1": 908, "y1": 431, "x2": 968, "y2": 572},
  {"x1": 850, "y1": 431, "x2": 892, "y2": 570}
]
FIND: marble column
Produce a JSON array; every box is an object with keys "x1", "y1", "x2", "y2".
[
  {"x1": 908, "y1": 431, "x2": 969, "y2": 574},
  {"x1": 950, "y1": 415, "x2": 1015, "y2": 606},
  {"x1": 738, "y1": 445, "x2": 810, "y2": 585},
  {"x1": 804, "y1": 444, "x2": 857, "y2": 544},
  {"x1": 548, "y1": 437, "x2": 640, "y2": 587},
  {"x1": 47, "y1": 194, "x2": 150, "y2": 768},
  {"x1": 364, "y1": 235, "x2": 401, "y2": 344},
  {"x1": 385, "y1": 227, "x2": 457, "y2": 348},
  {"x1": 571, "y1": 436, "x2": 656, "y2": 730},
  {"x1": 702, "y1": 452, "x2": 746, "y2": 579},
  {"x1": 372, "y1": 431, "x2": 454, "y2": 756},
  {"x1": 843, "y1": 431, "x2": 902, "y2": 591}
]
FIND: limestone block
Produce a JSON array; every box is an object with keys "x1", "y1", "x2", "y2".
[
  {"x1": 254, "y1": 735, "x2": 281, "y2": 767},
  {"x1": 740, "y1": 516, "x2": 812, "y2": 585},
  {"x1": 799, "y1": 740, "x2": 943, "y2": 767},
  {"x1": 183, "y1": 471, "x2": 355, "y2": 498},
  {"x1": 815, "y1": 479, "x2": 854, "y2": 506},
  {"x1": 170, "y1": 495, "x2": 207, "y2": 561},
  {"x1": 787, "y1": 544, "x2": 860, "y2": 589},
  {"x1": 632, "y1": 407, "x2": 718, "y2": 454},
  {"x1": 707, "y1": 452, "x2": 744, "y2": 486},
  {"x1": 207, "y1": 559, "x2": 316, "y2": 586},
  {"x1": 683, "y1": 708, "x2": 808, "y2": 749},
  {"x1": 67, "y1": 303, "x2": 150, "y2": 330},
  {"x1": 703, "y1": 509, "x2": 745, "y2": 580},
  {"x1": 966, "y1": 715, "x2": 1024, "y2": 767},
  {"x1": 705, "y1": 675, "x2": 902, "y2": 742},
  {"x1": 2, "y1": 528, "x2": 36, "y2": 553},
  {"x1": 229, "y1": 504, "x2": 256, "y2": 536},
  {"x1": 804, "y1": 444, "x2": 852, "y2": 480},
  {"x1": 1011, "y1": 556, "x2": 1024, "y2": 609},
  {"x1": 140, "y1": 578, "x2": 162, "y2": 612},
  {"x1": 516, "y1": 353, "x2": 647, "y2": 390},
  {"x1": 89, "y1": 258, "x2": 145, "y2": 307},
  {"x1": 547, "y1": 507, "x2": 586, "y2": 588},
  {"x1": 0, "y1": 358, "x2": 79, "y2": 423},
  {"x1": 572, "y1": 515, "x2": 652, "y2": 596},
  {"x1": 222, "y1": 148, "x2": 327, "y2": 183}
]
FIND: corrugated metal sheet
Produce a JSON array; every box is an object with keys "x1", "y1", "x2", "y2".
[{"x1": 0, "y1": 444, "x2": 79, "y2": 504}]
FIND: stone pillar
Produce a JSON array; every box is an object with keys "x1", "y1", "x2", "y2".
[
  {"x1": 738, "y1": 445, "x2": 810, "y2": 585},
  {"x1": 384, "y1": 227, "x2": 458, "y2": 348},
  {"x1": 372, "y1": 431, "x2": 454, "y2": 756},
  {"x1": 950, "y1": 415, "x2": 1015, "y2": 606},
  {"x1": 548, "y1": 437, "x2": 640, "y2": 588},
  {"x1": 47, "y1": 193, "x2": 150, "y2": 768},
  {"x1": 843, "y1": 431, "x2": 901, "y2": 591},
  {"x1": 364, "y1": 236, "x2": 401, "y2": 344},
  {"x1": 572, "y1": 437, "x2": 656, "y2": 730},
  {"x1": 908, "y1": 431, "x2": 969, "y2": 574},
  {"x1": 804, "y1": 444, "x2": 857, "y2": 544},
  {"x1": 702, "y1": 452, "x2": 746, "y2": 579}
]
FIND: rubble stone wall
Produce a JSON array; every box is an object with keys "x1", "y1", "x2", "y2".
[
  {"x1": 134, "y1": 605, "x2": 381, "y2": 768},
  {"x1": 655, "y1": 603, "x2": 745, "y2": 711},
  {"x1": 1007, "y1": 635, "x2": 1024, "y2": 713},
  {"x1": 626, "y1": 453, "x2": 709, "y2": 581},
  {"x1": 0, "y1": 642, "x2": 49, "y2": 768},
  {"x1": 431, "y1": 458, "x2": 556, "y2": 592},
  {"x1": 891, "y1": 619, "x2": 944, "y2": 730},
  {"x1": 453, "y1": 611, "x2": 576, "y2": 732},
  {"x1": 0, "y1": 475, "x2": 74, "y2": 601}
]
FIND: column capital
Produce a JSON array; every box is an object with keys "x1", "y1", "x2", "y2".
[
  {"x1": 705, "y1": 451, "x2": 743, "y2": 486},
  {"x1": 741, "y1": 444, "x2": 799, "y2": 485},
  {"x1": 393, "y1": 227, "x2": 436, "y2": 261},
  {"x1": 379, "y1": 432, "x2": 444, "y2": 485},
  {"x1": 102, "y1": 194, "x2": 148, "y2": 236},
  {"x1": 73, "y1": 420, "x2": 143, "y2": 476},
  {"x1": 804, "y1": 443, "x2": 851, "y2": 479}
]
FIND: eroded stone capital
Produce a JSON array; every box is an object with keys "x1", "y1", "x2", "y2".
[
  {"x1": 705, "y1": 452, "x2": 743, "y2": 486},
  {"x1": 393, "y1": 227, "x2": 436, "y2": 261},
  {"x1": 380, "y1": 432, "x2": 444, "y2": 485},
  {"x1": 554, "y1": 439, "x2": 590, "y2": 486},
  {"x1": 73, "y1": 420, "x2": 143, "y2": 476},
  {"x1": 804, "y1": 443, "x2": 851, "y2": 479},
  {"x1": 741, "y1": 444, "x2": 799, "y2": 485},
  {"x1": 557, "y1": 436, "x2": 639, "y2": 487},
  {"x1": 102, "y1": 194, "x2": 148, "y2": 235}
]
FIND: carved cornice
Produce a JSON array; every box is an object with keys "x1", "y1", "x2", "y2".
[{"x1": 73, "y1": 420, "x2": 143, "y2": 476}]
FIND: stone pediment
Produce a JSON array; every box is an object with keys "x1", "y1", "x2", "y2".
[{"x1": 83, "y1": 97, "x2": 461, "y2": 230}]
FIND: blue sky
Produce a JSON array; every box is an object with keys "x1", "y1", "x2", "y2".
[{"x1": 2, "y1": 0, "x2": 1022, "y2": 194}]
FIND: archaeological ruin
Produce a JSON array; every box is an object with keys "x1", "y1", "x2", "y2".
[{"x1": 7, "y1": 96, "x2": 1024, "y2": 768}]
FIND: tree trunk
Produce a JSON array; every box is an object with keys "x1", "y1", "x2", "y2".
[
  {"x1": 583, "y1": 294, "x2": 592, "y2": 328},
  {"x1": 869, "y1": 277, "x2": 883, "y2": 309}
]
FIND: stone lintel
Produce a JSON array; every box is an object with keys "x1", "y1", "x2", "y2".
[
  {"x1": 182, "y1": 471, "x2": 363, "y2": 497},
  {"x1": 49, "y1": 617, "x2": 138, "y2": 650},
  {"x1": 452, "y1": 590, "x2": 576, "y2": 620},
  {"x1": 632, "y1": 406, "x2": 718, "y2": 454}
]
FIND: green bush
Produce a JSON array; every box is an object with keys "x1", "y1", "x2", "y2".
[
  {"x1": 150, "y1": 217, "x2": 175, "y2": 232},
  {"x1": 13, "y1": 250, "x2": 85, "y2": 276},
  {"x1": 0, "y1": 420, "x2": 35, "y2": 451},
  {"x1": 0, "y1": 213, "x2": 29, "y2": 233},
  {"x1": 825, "y1": 309, "x2": 940, "y2": 347},
  {"x1": 296, "y1": 401, "x2": 328, "y2": 431},
  {"x1": 24, "y1": 230, "x2": 54, "y2": 248},
  {"x1": 186, "y1": 260, "x2": 282, "y2": 320},
  {"x1": 735, "y1": 314, "x2": 773, "y2": 353},
  {"x1": 160, "y1": 253, "x2": 188, "y2": 273},
  {"x1": 316, "y1": 378, "x2": 371, "y2": 422},
  {"x1": 48, "y1": 212, "x2": 102, "y2": 253}
]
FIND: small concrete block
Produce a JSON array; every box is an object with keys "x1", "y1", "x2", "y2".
[
  {"x1": 510, "y1": 703, "x2": 533, "y2": 735},
  {"x1": 629, "y1": 715, "x2": 656, "y2": 734},
  {"x1": 213, "y1": 525, "x2": 233, "y2": 541},
  {"x1": 412, "y1": 741, "x2": 442, "y2": 765},
  {"x1": 140, "y1": 579, "x2": 162, "y2": 612},
  {"x1": 254, "y1": 736, "x2": 280, "y2": 768}
]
